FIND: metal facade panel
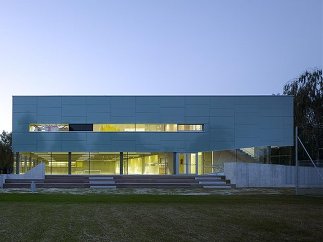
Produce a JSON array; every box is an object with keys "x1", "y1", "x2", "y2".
[
  {"x1": 62, "y1": 96, "x2": 86, "y2": 105},
  {"x1": 13, "y1": 104, "x2": 37, "y2": 113},
  {"x1": 37, "y1": 140, "x2": 62, "y2": 152},
  {"x1": 37, "y1": 107, "x2": 61, "y2": 116},
  {"x1": 62, "y1": 105, "x2": 87, "y2": 116},
  {"x1": 61, "y1": 116, "x2": 87, "y2": 123},
  {"x1": 85, "y1": 96, "x2": 109, "y2": 105},
  {"x1": 37, "y1": 116, "x2": 62, "y2": 123},
  {"x1": 37, "y1": 96, "x2": 62, "y2": 107},
  {"x1": 13, "y1": 96, "x2": 37, "y2": 105},
  {"x1": 185, "y1": 105, "x2": 209, "y2": 117},
  {"x1": 12, "y1": 95, "x2": 294, "y2": 152},
  {"x1": 85, "y1": 104, "x2": 110, "y2": 113},
  {"x1": 86, "y1": 113, "x2": 111, "y2": 123}
]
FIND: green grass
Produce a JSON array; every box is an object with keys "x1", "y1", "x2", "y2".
[{"x1": 0, "y1": 194, "x2": 322, "y2": 241}]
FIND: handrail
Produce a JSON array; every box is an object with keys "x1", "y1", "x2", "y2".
[{"x1": 297, "y1": 136, "x2": 323, "y2": 180}]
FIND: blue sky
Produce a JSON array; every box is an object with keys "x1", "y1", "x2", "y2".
[{"x1": 0, "y1": 0, "x2": 322, "y2": 131}]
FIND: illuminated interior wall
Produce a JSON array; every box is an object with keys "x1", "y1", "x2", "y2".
[
  {"x1": 123, "y1": 152, "x2": 173, "y2": 175},
  {"x1": 90, "y1": 153, "x2": 120, "y2": 175},
  {"x1": 71, "y1": 152, "x2": 89, "y2": 175},
  {"x1": 49, "y1": 153, "x2": 68, "y2": 174}
]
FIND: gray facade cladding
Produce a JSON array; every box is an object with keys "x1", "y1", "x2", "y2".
[{"x1": 12, "y1": 95, "x2": 294, "y2": 153}]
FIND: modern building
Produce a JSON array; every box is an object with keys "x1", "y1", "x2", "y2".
[{"x1": 12, "y1": 95, "x2": 294, "y2": 176}]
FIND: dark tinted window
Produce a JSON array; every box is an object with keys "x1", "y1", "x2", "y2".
[{"x1": 69, "y1": 124, "x2": 93, "y2": 131}]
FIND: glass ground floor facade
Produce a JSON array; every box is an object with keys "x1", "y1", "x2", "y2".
[{"x1": 15, "y1": 146, "x2": 293, "y2": 175}]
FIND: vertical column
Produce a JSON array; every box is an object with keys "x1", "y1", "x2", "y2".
[
  {"x1": 186, "y1": 154, "x2": 190, "y2": 174},
  {"x1": 88, "y1": 152, "x2": 91, "y2": 175},
  {"x1": 173, "y1": 152, "x2": 179, "y2": 175},
  {"x1": 195, "y1": 153, "x2": 198, "y2": 175},
  {"x1": 120, "y1": 152, "x2": 123, "y2": 175},
  {"x1": 24, "y1": 155, "x2": 27, "y2": 173},
  {"x1": 29, "y1": 153, "x2": 32, "y2": 170},
  {"x1": 68, "y1": 152, "x2": 72, "y2": 175},
  {"x1": 211, "y1": 151, "x2": 214, "y2": 174},
  {"x1": 50, "y1": 152, "x2": 53, "y2": 175},
  {"x1": 15, "y1": 152, "x2": 20, "y2": 174}
]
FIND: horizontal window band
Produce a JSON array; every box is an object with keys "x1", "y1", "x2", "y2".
[{"x1": 29, "y1": 123, "x2": 204, "y2": 132}]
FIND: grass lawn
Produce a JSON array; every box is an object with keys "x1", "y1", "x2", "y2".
[{"x1": 0, "y1": 194, "x2": 322, "y2": 241}]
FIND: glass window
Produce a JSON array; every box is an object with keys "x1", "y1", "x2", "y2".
[
  {"x1": 29, "y1": 124, "x2": 69, "y2": 132},
  {"x1": 50, "y1": 153, "x2": 69, "y2": 175},
  {"x1": 123, "y1": 152, "x2": 173, "y2": 175},
  {"x1": 93, "y1": 124, "x2": 135, "y2": 132},
  {"x1": 135, "y1": 124, "x2": 149, "y2": 132},
  {"x1": 69, "y1": 124, "x2": 93, "y2": 131},
  {"x1": 90, "y1": 152, "x2": 120, "y2": 174},
  {"x1": 71, "y1": 152, "x2": 90, "y2": 175},
  {"x1": 165, "y1": 124, "x2": 177, "y2": 132},
  {"x1": 178, "y1": 124, "x2": 203, "y2": 131},
  {"x1": 136, "y1": 124, "x2": 165, "y2": 132},
  {"x1": 29, "y1": 123, "x2": 203, "y2": 132},
  {"x1": 148, "y1": 124, "x2": 164, "y2": 132}
]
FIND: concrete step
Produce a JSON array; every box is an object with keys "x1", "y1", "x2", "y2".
[
  {"x1": 196, "y1": 175, "x2": 232, "y2": 189},
  {"x1": 114, "y1": 175, "x2": 197, "y2": 179},
  {"x1": 3, "y1": 183, "x2": 90, "y2": 188},
  {"x1": 198, "y1": 181, "x2": 227, "y2": 185},
  {"x1": 3, "y1": 183, "x2": 36, "y2": 188},
  {"x1": 116, "y1": 184, "x2": 202, "y2": 188},
  {"x1": 195, "y1": 177, "x2": 224, "y2": 180},
  {"x1": 40, "y1": 183, "x2": 90, "y2": 188},
  {"x1": 4, "y1": 179, "x2": 44, "y2": 183},
  {"x1": 90, "y1": 185, "x2": 116, "y2": 189},
  {"x1": 203, "y1": 185, "x2": 232, "y2": 189},
  {"x1": 89, "y1": 181, "x2": 115, "y2": 185},
  {"x1": 114, "y1": 179, "x2": 197, "y2": 183},
  {"x1": 89, "y1": 177, "x2": 114, "y2": 180}
]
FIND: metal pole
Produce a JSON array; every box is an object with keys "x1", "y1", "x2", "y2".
[
  {"x1": 15, "y1": 152, "x2": 20, "y2": 174},
  {"x1": 295, "y1": 127, "x2": 299, "y2": 195},
  {"x1": 88, "y1": 152, "x2": 91, "y2": 175},
  {"x1": 120, "y1": 152, "x2": 123, "y2": 175},
  {"x1": 68, "y1": 152, "x2": 72, "y2": 175},
  {"x1": 172, "y1": 152, "x2": 176, "y2": 175}
]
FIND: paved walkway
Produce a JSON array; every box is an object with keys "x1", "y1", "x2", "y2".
[{"x1": 0, "y1": 187, "x2": 299, "y2": 195}]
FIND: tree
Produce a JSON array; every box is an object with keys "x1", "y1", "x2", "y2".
[
  {"x1": 283, "y1": 69, "x2": 323, "y2": 162},
  {"x1": 0, "y1": 130, "x2": 13, "y2": 174}
]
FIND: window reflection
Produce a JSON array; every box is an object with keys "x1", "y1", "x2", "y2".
[
  {"x1": 29, "y1": 123, "x2": 204, "y2": 132},
  {"x1": 29, "y1": 124, "x2": 69, "y2": 132},
  {"x1": 178, "y1": 124, "x2": 203, "y2": 131},
  {"x1": 93, "y1": 124, "x2": 136, "y2": 132}
]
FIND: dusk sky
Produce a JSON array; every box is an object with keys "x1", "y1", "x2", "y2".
[{"x1": 0, "y1": 0, "x2": 322, "y2": 132}]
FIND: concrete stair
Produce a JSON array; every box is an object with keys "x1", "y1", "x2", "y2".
[
  {"x1": 3, "y1": 175, "x2": 90, "y2": 188},
  {"x1": 43, "y1": 175, "x2": 90, "y2": 188},
  {"x1": 3, "y1": 175, "x2": 233, "y2": 189},
  {"x1": 3, "y1": 179, "x2": 45, "y2": 189},
  {"x1": 113, "y1": 175, "x2": 201, "y2": 188},
  {"x1": 89, "y1": 176, "x2": 116, "y2": 189},
  {"x1": 195, "y1": 175, "x2": 234, "y2": 189}
]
